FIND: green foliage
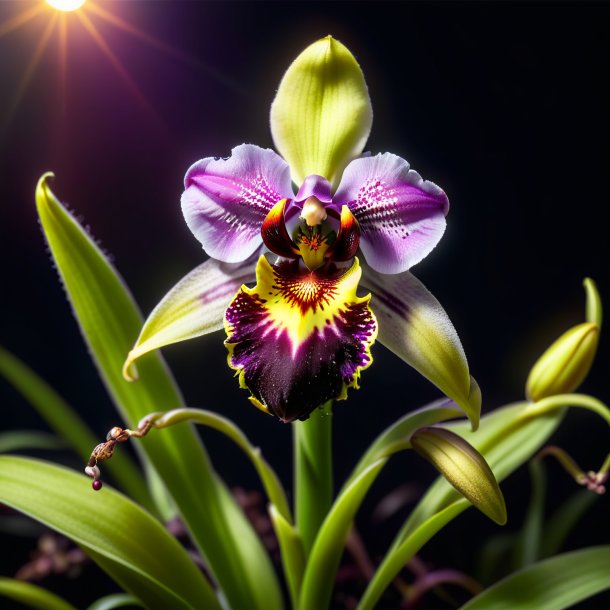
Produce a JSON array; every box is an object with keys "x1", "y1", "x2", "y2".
[
  {"x1": 460, "y1": 547, "x2": 610, "y2": 610},
  {"x1": 0, "y1": 346, "x2": 151, "y2": 509},
  {"x1": 0, "y1": 578, "x2": 77, "y2": 610},
  {"x1": 1, "y1": 170, "x2": 603, "y2": 610},
  {"x1": 0, "y1": 456, "x2": 220, "y2": 610},
  {"x1": 35, "y1": 174, "x2": 283, "y2": 610},
  {"x1": 86, "y1": 594, "x2": 142, "y2": 610},
  {"x1": 0, "y1": 430, "x2": 67, "y2": 453},
  {"x1": 356, "y1": 401, "x2": 566, "y2": 610},
  {"x1": 300, "y1": 460, "x2": 386, "y2": 610}
]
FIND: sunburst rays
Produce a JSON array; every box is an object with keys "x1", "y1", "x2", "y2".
[{"x1": 0, "y1": 0, "x2": 215, "y2": 135}]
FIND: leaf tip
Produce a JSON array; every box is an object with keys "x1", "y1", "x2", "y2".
[
  {"x1": 35, "y1": 172, "x2": 56, "y2": 206},
  {"x1": 122, "y1": 352, "x2": 139, "y2": 382}
]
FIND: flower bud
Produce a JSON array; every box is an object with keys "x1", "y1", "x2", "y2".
[
  {"x1": 526, "y1": 322, "x2": 599, "y2": 402},
  {"x1": 411, "y1": 427, "x2": 507, "y2": 525}
]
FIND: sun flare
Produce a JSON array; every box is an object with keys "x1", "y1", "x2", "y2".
[
  {"x1": 1, "y1": 0, "x2": 208, "y2": 134},
  {"x1": 46, "y1": 0, "x2": 87, "y2": 12}
]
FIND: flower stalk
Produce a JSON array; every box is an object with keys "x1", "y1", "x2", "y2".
[
  {"x1": 294, "y1": 402, "x2": 334, "y2": 555},
  {"x1": 84, "y1": 408, "x2": 291, "y2": 520},
  {"x1": 537, "y1": 446, "x2": 609, "y2": 494},
  {"x1": 524, "y1": 394, "x2": 610, "y2": 427}
]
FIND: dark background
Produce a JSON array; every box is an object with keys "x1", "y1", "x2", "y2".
[{"x1": 0, "y1": 1, "x2": 609, "y2": 608}]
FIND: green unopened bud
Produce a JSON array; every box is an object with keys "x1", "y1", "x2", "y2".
[
  {"x1": 526, "y1": 322, "x2": 599, "y2": 402},
  {"x1": 411, "y1": 427, "x2": 507, "y2": 525}
]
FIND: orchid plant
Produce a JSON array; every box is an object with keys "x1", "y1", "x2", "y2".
[{"x1": 0, "y1": 37, "x2": 609, "y2": 610}]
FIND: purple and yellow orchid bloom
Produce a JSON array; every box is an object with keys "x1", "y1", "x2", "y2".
[{"x1": 123, "y1": 37, "x2": 481, "y2": 428}]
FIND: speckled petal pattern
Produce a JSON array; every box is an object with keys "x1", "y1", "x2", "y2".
[
  {"x1": 224, "y1": 256, "x2": 377, "y2": 422},
  {"x1": 181, "y1": 144, "x2": 293, "y2": 262},
  {"x1": 334, "y1": 153, "x2": 449, "y2": 274}
]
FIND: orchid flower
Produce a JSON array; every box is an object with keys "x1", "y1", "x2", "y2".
[{"x1": 123, "y1": 36, "x2": 481, "y2": 428}]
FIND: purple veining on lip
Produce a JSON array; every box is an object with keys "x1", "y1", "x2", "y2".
[{"x1": 224, "y1": 259, "x2": 377, "y2": 422}]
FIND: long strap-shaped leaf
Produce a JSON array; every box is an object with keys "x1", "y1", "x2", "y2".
[
  {"x1": 0, "y1": 456, "x2": 220, "y2": 610},
  {"x1": 35, "y1": 174, "x2": 282, "y2": 610},
  {"x1": 0, "y1": 430, "x2": 67, "y2": 452},
  {"x1": 0, "y1": 577, "x2": 78, "y2": 610},
  {"x1": 459, "y1": 546, "x2": 610, "y2": 610},
  {"x1": 86, "y1": 594, "x2": 142, "y2": 610}
]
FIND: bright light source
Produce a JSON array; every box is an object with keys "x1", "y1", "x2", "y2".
[{"x1": 46, "y1": 0, "x2": 87, "y2": 12}]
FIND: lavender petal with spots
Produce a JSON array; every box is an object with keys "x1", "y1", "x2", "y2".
[
  {"x1": 181, "y1": 144, "x2": 293, "y2": 263},
  {"x1": 335, "y1": 153, "x2": 449, "y2": 274}
]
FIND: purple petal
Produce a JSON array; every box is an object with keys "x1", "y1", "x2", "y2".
[
  {"x1": 334, "y1": 153, "x2": 449, "y2": 274},
  {"x1": 294, "y1": 175, "x2": 333, "y2": 205},
  {"x1": 181, "y1": 144, "x2": 293, "y2": 262},
  {"x1": 224, "y1": 256, "x2": 377, "y2": 422}
]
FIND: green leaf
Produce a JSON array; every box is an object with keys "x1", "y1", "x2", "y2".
[
  {"x1": 357, "y1": 500, "x2": 468, "y2": 610},
  {"x1": 513, "y1": 460, "x2": 546, "y2": 568},
  {"x1": 401, "y1": 402, "x2": 564, "y2": 540},
  {"x1": 0, "y1": 346, "x2": 151, "y2": 509},
  {"x1": 540, "y1": 490, "x2": 598, "y2": 559},
  {"x1": 345, "y1": 398, "x2": 463, "y2": 489},
  {"x1": 270, "y1": 36, "x2": 372, "y2": 187},
  {"x1": 0, "y1": 456, "x2": 220, "y2": 610},
  {"x1": 269, "y1": 505, "x2": 306, "y2": 610},
  {"x1": 35, "y1": 174, "x2": 283, "y2": 610},
  {"x1": 0, "y1": 578, "x2": 77, "y2": 610},
  {"x1": 86, "y1": 593, "x2": 142, "y2": 610},
  {"x1": 0, "y1": 430, "x2": 67, "y2": 453},
  {"x1": 357, "y1": 402, "x2": 565, "y2": 610},
  {"x1": 459, "y1": 546, "x2": 610, "y2": 610},
  {"x1": 300, "y1": 459, "x2": 387, "y2": 610}
]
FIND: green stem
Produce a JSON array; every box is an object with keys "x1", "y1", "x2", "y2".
[
  {"x1": 468, "y1": 394, "x2": 610, "y2": 476},
  {"x1": 357, "y1": 501, "x2": 467, "y2": 610},
  {"x1": 516, "y1": 459, "x2": 546, "y2": 568},
  {"x1": 141, "y1": 408, "x2": 291, "y2": 520},
  {"x1": 294, "y1": 401, "x2": 333, "y2": 555},
  {"x1": 524, "y1": 394, "x2": 610, "y2": 426}
]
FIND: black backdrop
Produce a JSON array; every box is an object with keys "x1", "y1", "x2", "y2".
[{"x1": 0, "y1": 1, "x2": 609, "y2": 607}]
